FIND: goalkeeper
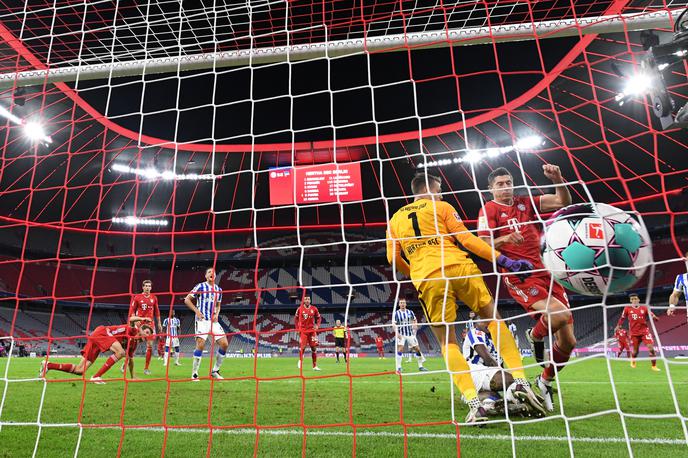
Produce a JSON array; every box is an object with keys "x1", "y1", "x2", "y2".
[{"x1": 387, "y1": 174, "x2": 545, "y2": 423}]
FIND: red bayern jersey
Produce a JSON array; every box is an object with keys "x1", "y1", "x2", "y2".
[
  {"x1": 129, "y1": 293, "x2": 160, "y2": 322},
  {"x1": 100, "y1": 324, "x2": 138, "y2": 345},
  {"x1": 477, "y1": 195, "x2": 544, "y2": 268},
  {"x1": 614, "y1": 327, "x2": 629, "y2": 343},
  {"x1": 375, "y1": 336, "x2": 384, "y2": 348},
  {"x1": 295, "y1": 304, "x2": 321, "y2": 331},
  {"x1": 618, "y1": 305, "x2": 653, "y2": 336}
]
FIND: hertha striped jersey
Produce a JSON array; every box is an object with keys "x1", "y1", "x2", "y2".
[
  {"x1": 393, "y1": 309, "x2": 417, "y2": 337},
  {"x1": 163, "y1": 317, "x2": 181, "y2": 337},
  {"x1": 674, "y1": 273, "x2": 687, "y2": 295},
  {"x1": 462, "y1": 328, "x2": 500, "y2": 366},
  {"x1": 190, "y1": 282, "x2": 222, "y2": 321}
]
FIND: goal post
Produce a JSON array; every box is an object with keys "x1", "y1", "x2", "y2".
[{"x1": 0, "y1": 10, "x2": 677, "y2": 89}]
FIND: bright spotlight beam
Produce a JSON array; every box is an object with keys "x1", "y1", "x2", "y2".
[{"x1": 0, "y1": 104, "x2": 52, "y2": 144}]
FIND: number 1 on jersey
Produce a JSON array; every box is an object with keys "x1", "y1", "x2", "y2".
[{"x1": 408, "y1": 212, "x2": 422, "y2": 237}]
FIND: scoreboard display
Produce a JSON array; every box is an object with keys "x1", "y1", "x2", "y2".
[{"x1": 269, "y1": 162, "x2": 363, "y2": 205}]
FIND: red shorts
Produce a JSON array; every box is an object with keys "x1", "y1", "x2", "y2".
[
  {"x1": 81, "y1": 328, "x2": 117, "y2": 363},
  {"x1": 376, "y1": 346, "x2": 384, "y2": 353},
  {"x1": 631, "y1": 332, "x2": 654, "y2": 347},
  {"x1": 618, "y1": 339, "x2": 630, "y2": 350},
  {"x1": 300, "y1": 331, "x2": 318, "y2": 348},
  {"x1": 504, "y1": 272, "x2": 570, "y2": 318}
]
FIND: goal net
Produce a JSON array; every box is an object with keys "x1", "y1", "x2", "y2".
[{"x1": 0, "y1": 0, "x2": 687, "y2": 456}]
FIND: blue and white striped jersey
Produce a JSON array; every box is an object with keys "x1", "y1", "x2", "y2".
[
  {"x1": 393, "y1": 308, "x2": 417, "y2": 337},
  {"x1": 462, "y1": 328, "x2": 500, "y2": 366},
  {"x1": 190, "y1": 282, "x2": 222, "y2": 321},
  {"x1": 674, "y1": 273, "x2": 687, "y2": 295},
  {"x1": 163, "y1": 317, "x2": 181, "y2": 337}
]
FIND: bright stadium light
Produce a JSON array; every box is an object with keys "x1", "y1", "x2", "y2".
[
  {"x1": 0, "y1": 104, "x2": 52, "y2": 145},
  {"x1": 112, "y1": 216, "x2": 168, "y2": 226},
  {"x1": 623, "y1": 73, "x2": 653, "y2": 96},
  {"x1": 514, "y1": 135, "x2": 544, "y2": 151},
  {"x1": 23, "y1": 122, "x2": 52, "y2": 144},
  {"x1": 111, "y1": 163, "x2": 214, "y2": 181}
]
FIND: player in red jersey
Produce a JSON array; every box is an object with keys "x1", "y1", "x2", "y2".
[
  {"x1": 616, "y1": 294, "x2": 660, "y2": 371},
  {"x1": 157, "y1": 336, "x2": 165, "y2": 359},
  {"x1": 478, "y1": 165, "x2": 573, "y2": 411},
  {"x1": 614, "y1": 327, "x2": 631, "y2": 359},
  {"x1": 375, "y1": 336, "x2": 385, "y2": 359},
  {"x1": 127, "y1": 280, "x2": 162, "y2": 375},
  {"x1": 41, "y1": 316, "x2": 153, "y2": 383},
  {"x1": 295, "y1": 295, "x2": 321, "y2": 371}
]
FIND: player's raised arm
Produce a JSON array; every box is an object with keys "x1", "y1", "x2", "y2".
[
  {"x1": 539, "y1": 164, "x2": 572, "y2": 212},
  {"x1": 441, "y1": 202, "x2": 532, "y2": 276},
  {"x1": 386, "y1": 226, "x2": 411, "y2": 277}
]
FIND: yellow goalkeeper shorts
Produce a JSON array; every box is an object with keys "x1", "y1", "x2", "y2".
[{"x1": 416, "y1": 262, "x2": 493, "y2": 325}]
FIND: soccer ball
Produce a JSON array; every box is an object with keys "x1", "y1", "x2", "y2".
[{"x1": 541, "y1": 203, "x2": 651, "y2": 296}]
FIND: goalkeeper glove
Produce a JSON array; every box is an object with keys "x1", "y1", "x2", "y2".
[{"x1": 497, "y1": 254, "x2": 533, "y2": 280}]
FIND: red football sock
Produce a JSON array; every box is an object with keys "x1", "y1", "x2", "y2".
[
  {"x1": 311, "y1": 348, "x2": 317, "y2": 367},
  {"x1": 543, "y1": 343, "x2": 572, "y2": 381},
  {"x1": 93, "y1": 354, "x2": 119, "y2": 378},
  {"x1": 531, "y1": 316, "x2": 549, "y2": 341},
  {"x1": 145, "y1": 347, "x2": 152, "y2": 369},
  {"x1": 47, "y1": 362, "x2": 75, "y2": 373}
]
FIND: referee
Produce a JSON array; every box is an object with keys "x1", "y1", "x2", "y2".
[{"x1": 333, "y1": 320, "x2": 348, "y2": 363}]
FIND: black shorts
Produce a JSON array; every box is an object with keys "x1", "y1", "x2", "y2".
[{"x1": 334, "y1": 337, "x2": 346, "y2": 348}]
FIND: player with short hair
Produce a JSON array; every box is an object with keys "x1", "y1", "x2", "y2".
[
  {"x1": 295, "y1": 296, "x2": 321, "y2": 371},
  {"x1": 616, "y1": 293, "x2": 660, "y2": 371},
  {"x1": 332, "y1": 319, "x2": 347, "y2": 363},
  {"x1": 127, "y1": 280, "x2": 162, "y2": 375},
  {"x1": 375, "y1": 335, "x2": 385, "y2": 359},
  {"x1": 387, "y1": 173, "x2": 544, "y2": 423},
  {"x1": 41, "y1": 316, "x2": 152, "y2": 383},
  {"x1": 463, "y1": 321, "x2": 543, "y2": 417},
  {"x1": 392, "y1": 299, "x2": 427, "y2": 372},
  {"x1": 667, "y1": 254, "x2": 687, "y2": 320},
  {"x1": 477, "y1": 165, "x2": 573, "y2": 411},
  {"x1": 163, "y1": 309, "x2": 182, "y2": 367},
  {"x1": 614, "y1": 326, "x2": 631, "y2": 359},
  {"x1": 184, "y1": 267, "x2": 228, "y2": 381}
]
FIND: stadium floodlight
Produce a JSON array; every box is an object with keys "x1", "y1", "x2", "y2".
[
  {"x1": 0, "y1": 104, "x2": 52, "y2": 144},
  {"x1": 23, "y1": 122, "x2": 52, "y2": 144},
  {"x1": 514, "y1": 135, "x2": 544, "y2": 151},
  {"x1": 623, "y1": 8, "x2": 688, "y2": 129},
  {"x1": 463, "y1": 150, "x2": 483, "y2": 164},
  {"x1": 112, "y1": 216, "x2": 168, "y2": 226},
  {"x1": 111, "y1": 163, "x2": 214, "y2": 181}
]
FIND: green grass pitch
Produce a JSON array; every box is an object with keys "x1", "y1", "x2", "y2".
[{"x1": 0, "y1": 354, "x2": 686, "y2": 457}]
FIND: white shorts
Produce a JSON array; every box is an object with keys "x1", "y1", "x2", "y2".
[
  {"x1": 468, "y1": 363, "x2": 500, "y2": 392},
  {"x1": 194, "y1": 320, "x2": 226, "y2": 342},
  {"x1": 165, "y1": 337, "x2": 180, "y2": 348},
  {"x1": 396, "y1": 334, "x2": 419, "y2": 348}
]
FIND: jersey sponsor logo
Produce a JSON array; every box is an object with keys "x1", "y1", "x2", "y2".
[
  {"x1": 517, "y1": 203, "x2": 526, "y2": 211},
  {"x1": 587, "y1": 222, "x2": 604, "y2": 240}
]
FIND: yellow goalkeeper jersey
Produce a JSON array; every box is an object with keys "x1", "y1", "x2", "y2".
[
  {"x1": 333, "y1": 326, "x2": 346, "y2": 338},
  {"x1": 386, "y1": 198, "x2": 500, "y2": 283}
]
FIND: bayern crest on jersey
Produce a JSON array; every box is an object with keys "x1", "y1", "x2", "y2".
[
  {"x1": 528, "y1": 287, "x2": 539, "y2": 297},
  {"x1": 517, "y1": 203, "x2": 526, "y2": 211}
]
